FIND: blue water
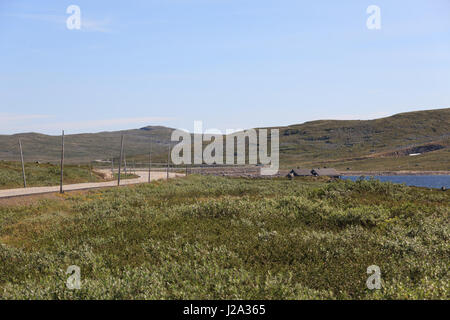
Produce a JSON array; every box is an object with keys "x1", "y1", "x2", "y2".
[{"x1": 341, "y1": 175, "x2": 450, "y2": 189}]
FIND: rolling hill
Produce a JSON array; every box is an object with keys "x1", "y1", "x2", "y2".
[
  {"x1": 0, "y1": 126, "x2": 174, "y2": 164},
  {"x1": 0, "y1": 108, "x2": 449, "y2": 170},
  {"x1": 270, "y1": 108, "x2": 450, "y2": 170}
]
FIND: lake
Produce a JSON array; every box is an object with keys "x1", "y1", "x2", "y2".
[{"x1": 341, "y1": 175, "x2": 450, "y2": 189}]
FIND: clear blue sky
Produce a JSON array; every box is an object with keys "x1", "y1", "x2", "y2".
[{"x1": 1, "y1": 0, "x2": 449, "y2": 135}]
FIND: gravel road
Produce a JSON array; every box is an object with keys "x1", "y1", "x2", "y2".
[{"x1": 0, "y1": 170, "x2": 183, "y2": 199}]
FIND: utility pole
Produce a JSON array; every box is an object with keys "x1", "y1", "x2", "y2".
[
  {"x1": 111, "y1": 153, "x2": 114, "y2": 177},
  {"x1": 60, "y1": 130, "x2": 65, "y2": 194},
  {"x1": 18, "y1": 138, "x2": 26, "y2": 188},
  {"x1": 148, "y1": 142, "x2": 152, "y2": 183},
  {"x1": 118, "y1": 135, "x2": 124, "y2": 186}
]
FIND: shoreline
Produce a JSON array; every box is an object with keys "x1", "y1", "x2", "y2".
[{"x1": 339, "y1": 170, "x2": 450, "y2": 176}]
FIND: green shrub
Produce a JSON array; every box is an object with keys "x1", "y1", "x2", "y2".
[{"x1": 0, "y1": 175, "x2": 448, "y2": 299}]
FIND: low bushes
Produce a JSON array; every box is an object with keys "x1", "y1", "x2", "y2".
[{"x1": 0, "y1": 175, "x2": 448, "y2": 299}]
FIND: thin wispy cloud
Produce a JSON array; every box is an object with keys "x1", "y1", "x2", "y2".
[
  {"x1": 5, "y1": 12, "x2": 112, "y2": 33},
  {"x1": 0, "y1": 113, "x2": 52, "y2": 122},
  {"x1": 80, "y1": 18, "x2": 111, "y2": 33},
  {"x1": 0, "y1": 113, "x2": 53, "y2": 135},
  {"x1": 0, "y1": 116, "x2": 176, "y2": 135},
  {"x1": 51, "y1": 117, "x2": 175, "y2": 131}
]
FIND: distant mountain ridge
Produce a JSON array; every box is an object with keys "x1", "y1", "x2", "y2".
[
  {"x1": 0, "y1": 108, "x2": 448, "y2": 169},
  {"x1": 0, "y1": 126, "x2": 174, "y2": 163}
]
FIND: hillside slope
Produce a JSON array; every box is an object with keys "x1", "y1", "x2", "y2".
[
  {"x1": 0, "y1": 126, "x2": 173, "y2": 163},
  {"x1": 273, "y1": 108, "x2": 449, "y2": 167},
  {"x1": 0, "y1": 108, "x2": 448, "y2": 170}
]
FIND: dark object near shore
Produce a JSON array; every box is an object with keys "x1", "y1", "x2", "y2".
[
  {"x1": 288, "y1": 169, "x2": 313, "y2": 177},
  {"x1": 311, "y1": 168, "x2": 340, "y2": 178},
  {"x1": 442, "y1": 186, "x2": 447, "y2": 191},
  {"x1": 287, "y1": 168, "x2": 340, "y2": 179}
]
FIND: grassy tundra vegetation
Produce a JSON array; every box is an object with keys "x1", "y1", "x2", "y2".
[
  {"x1": 0, "y1": 161, "x2": 105, "y2": 189},
  {"x1": 307, "y1": 147, "x2": 450, "y2": 172},
  {"x1": 0, "y1": 175, "x2": 448, "y2": 299},
  {"x1": 0, "y1": 161, "x2": 138, "y2": 190}
]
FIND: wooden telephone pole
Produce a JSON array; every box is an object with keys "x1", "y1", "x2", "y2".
[
  {"x1": 148, "y1": 142, "x2": 152, "y2": 183},
  {"x1": 118, "y1": 135, "x2": 124, "y2": 186},
  {"x1": 18, "y1": 138, "x2": 26, "y2": 188},
  {"x1": 60, "y1": 130, "x2": 65, "y2": 194},
  {"x1": 111, "y1": 153, "x2": 114, "y2": 176}
]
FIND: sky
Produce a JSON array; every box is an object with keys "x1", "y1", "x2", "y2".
[{"x1": 0, "y1": 0, "x2": 449, "y2": 135}]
